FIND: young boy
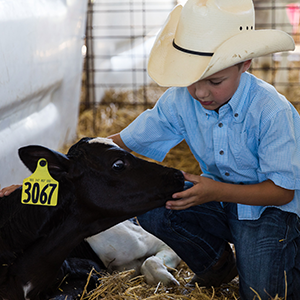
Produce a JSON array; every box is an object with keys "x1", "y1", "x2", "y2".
[
  {"x1": 0, "y1": 0, "x2": 299, "y2": 298},
  {"x1": 108, "y1": 0, "x2": 300, "y2": 299}
]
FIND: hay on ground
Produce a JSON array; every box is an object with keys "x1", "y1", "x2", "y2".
[{"x1": 80, "y1": 262, "x2": 241, "y2": 300}]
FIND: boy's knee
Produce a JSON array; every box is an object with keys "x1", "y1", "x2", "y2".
[{"x1": 137, "y1": 207, "x2": 168, "y2": 235}]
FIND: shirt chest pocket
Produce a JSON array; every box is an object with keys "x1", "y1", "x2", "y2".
[{"x1": 229, "y1": 130, "x2": 259, "y2": 170}]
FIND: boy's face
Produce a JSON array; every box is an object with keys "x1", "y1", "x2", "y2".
[{"x1": 187, "y1": 60, "x2": 251, "y2": 111}]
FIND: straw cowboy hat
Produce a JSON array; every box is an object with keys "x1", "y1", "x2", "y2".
[{"x1": 148, "y1": 0, "x2": 295, "y2": 87}]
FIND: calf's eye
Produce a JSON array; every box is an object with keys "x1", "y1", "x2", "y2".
[{"x1": 112, "y1": 159, "x2": 125, "y2": 171}]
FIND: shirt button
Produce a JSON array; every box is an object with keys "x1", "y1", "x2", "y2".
[
  {"x1": 234, "y1": 113, "x2": 239, "y2": 117},
  {"x1": 219, "y1": 150, "x2": 224, "y2": 155},
  {"x1": 225, "y1": 172, "x2": 230, "y2": 176},
  {"x1": 218, "y1": 123, "x2": 223, "y2": 128}
]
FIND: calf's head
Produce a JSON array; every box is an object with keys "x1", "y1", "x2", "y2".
[{"x1": 19, "y1": 137, "x2": 184, "y2": 223}]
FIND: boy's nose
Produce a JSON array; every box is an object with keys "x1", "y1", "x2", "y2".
[{"x1": 194, "y1": 82, "x2": 210, "y2": 99}]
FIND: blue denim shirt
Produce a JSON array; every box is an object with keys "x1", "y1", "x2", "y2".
[{"x1": 121, "y1": 72, "x2": 300, "y2": 220}]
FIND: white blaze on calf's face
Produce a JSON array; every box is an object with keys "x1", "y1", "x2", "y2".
[{"x1": 88, "y1": 137, "x2": 119, "y2": 148}]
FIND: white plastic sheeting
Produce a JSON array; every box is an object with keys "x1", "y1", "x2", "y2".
[{"x1": 0, "y1": 0, "x2": 88, "y2": 186}]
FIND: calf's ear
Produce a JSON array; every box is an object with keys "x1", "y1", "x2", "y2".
[{"x1": 18, "y1": 145, "x2": 71, "y2": 179}]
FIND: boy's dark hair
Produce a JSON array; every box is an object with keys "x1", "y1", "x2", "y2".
[{"x1": 236, "y1": 62, "x2": 244, "y2": 70}]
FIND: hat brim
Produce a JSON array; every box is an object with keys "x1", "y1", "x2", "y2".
[{"x1": 148, "y1": 5, "x2": 295, "y2": 87}]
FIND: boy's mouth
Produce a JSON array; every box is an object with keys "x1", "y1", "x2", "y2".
[{"x1": 200, "y1": 100, "x2": 214, "y2": 106}]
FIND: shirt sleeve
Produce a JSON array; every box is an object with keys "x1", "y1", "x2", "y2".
[
  {"x1": 257, "y1": 104, "x2": 300, "y2": 190},
  {"x1": 120, "y1": 88, "x2": 184, "y2": 162}
]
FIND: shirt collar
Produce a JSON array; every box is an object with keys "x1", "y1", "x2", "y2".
[{"x1": 227, "y1": 72, "x2": 252, "y2": 123}]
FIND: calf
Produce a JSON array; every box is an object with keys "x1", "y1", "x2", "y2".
[
  {"x1": 0, "y1": 137, "x2": 184, "y2": 300},
  {"x1": 86, "y1": 219, "x2": 181, "y2": 286}
]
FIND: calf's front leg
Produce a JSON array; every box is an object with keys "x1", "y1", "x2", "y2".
[{"x1": 141, "y1": 245, "x2": 181, "y2": 286}]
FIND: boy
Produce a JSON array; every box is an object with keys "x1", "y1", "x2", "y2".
[
  {"x1": 1, "y1": 0, "x2": 299, "y2": 298},
  {"x1": 109, "y1": 0, "x2": 300, "y2": 299}
]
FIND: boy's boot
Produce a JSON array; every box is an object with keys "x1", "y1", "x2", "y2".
[{"x1": 186, "y1": 243, "x2": 238, "y2": 288}]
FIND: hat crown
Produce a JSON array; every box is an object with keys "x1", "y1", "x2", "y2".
[
  {"x1": 147, "y1": 0, "x2": 294, "y2": 87},
  {"x1": 175, "y1": 0, "x2": 254, "y2": 53}
]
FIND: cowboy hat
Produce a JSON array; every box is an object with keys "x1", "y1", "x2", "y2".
[{"x1": 148, "y1": 0, "x2": 295, "y2": 87}]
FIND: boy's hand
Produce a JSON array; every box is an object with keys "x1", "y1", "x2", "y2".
[
  {"x1": 166, "y1": 172, "x2": 295, "y2": 210},
  {"x1": 0, "y1": 185, "x2": 22, "y2": 197},
  {"x1": 166, "y1": 172, "x2": 220, "y2": 210}
]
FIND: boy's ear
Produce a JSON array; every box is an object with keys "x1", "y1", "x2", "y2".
[
  {"x1": 18, "y1": 145, "x2": 71, "y2": 180},
  {"x1": 242, "y1": 59, "x2": 252, "y2": 72}
]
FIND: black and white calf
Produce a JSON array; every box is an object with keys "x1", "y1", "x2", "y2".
[
  {"x1": 0, "y1": 137, "x2": 184, "y2": 300},
  {"x1": 86, "y1": 219, "x2": 182, "y2": 286}
]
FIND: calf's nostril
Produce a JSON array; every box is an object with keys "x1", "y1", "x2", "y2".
[{"x1": 174, "y1": 170, "x2": 184, "y2": 182}]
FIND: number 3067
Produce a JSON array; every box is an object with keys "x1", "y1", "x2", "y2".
[{"x1": 22, "y1": 182, "x2": 57, "y2": 205}]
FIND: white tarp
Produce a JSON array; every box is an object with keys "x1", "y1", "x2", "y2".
[{"x1": 0, "y1": 0, "x2": 88, "y2": 186}]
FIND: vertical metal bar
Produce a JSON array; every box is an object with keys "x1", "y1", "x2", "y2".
[
  {"x1": 271, "y1": 0, "x2": 276, "y2": 86},
  {"x1": 130, "y1": 0, "x2": 138, "y2": 103},
  {"x1": 86, "y1": 0, "x2": 97, "y2": 133},
  {"x1": 142, "y1": 0, "x2": 148, "y2": 108},
  {"x1": 83, "y1": 14, "x2": 89, "y2": 111},
  {"x1": 86, "y1": 0, "x2": 96, "y2": 107}
]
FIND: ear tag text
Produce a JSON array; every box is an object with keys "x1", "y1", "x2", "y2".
[{"x1": 21, "y1": 158, "x2": 59, "y2": 206}]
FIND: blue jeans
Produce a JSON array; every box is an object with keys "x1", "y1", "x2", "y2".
[{"x1": 137, "y1": 201, "x2": 300, "y2": 299}]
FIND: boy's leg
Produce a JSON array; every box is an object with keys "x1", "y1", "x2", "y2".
[
  {"x1": 137, "y1": 201, "x2": 237, "y2": 286},
  {"x1": 138, "y1": 202, "x2": 300, "y2": 299},
  {"x1": 231, "y1": 208, "x2": 300, "y2": 300}
]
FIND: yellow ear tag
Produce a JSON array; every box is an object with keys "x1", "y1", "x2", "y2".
[{"x1": 21, "y1": 158, "x2": 59, "y2": 206}]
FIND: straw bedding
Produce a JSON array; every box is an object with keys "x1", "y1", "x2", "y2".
[{"x1": 79, "y1": 265, "x2": 241, "y2": 300}]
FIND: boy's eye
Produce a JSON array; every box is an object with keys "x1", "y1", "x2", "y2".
[{"x1": 210, "y1": 80, "x2": 222, "y2": 85}]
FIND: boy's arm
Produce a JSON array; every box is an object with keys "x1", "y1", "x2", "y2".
[
  {"x1": 167, "y1": 172, "x2": 294, "y2": 210},
  {"x1": 108, "y1": 133, "x2": 294, "y2": 209},
  {"x1": 108, "y1": 133, "x2": 132, "y2": 152}
]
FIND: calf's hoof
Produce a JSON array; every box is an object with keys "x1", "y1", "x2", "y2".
[{"x1": 141, "y1": 256, "x2": 179, "y2": 286}]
